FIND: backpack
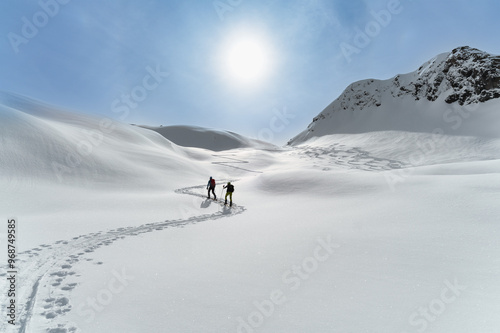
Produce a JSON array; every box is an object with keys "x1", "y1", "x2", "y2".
[
  {"x1": 210, "y1": 179, "x2": 216, "y2": 187},
  {"x1": 227, "y1": 184, "x2": 234, "y2": 192}
]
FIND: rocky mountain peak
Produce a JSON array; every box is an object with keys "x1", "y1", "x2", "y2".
[
  {"x1": 409, "y1": 46, "x2": 500, "y2": 105},
  {"x1": 288, "y1": 46, "x2": 500, "y2": 145},
  {"x1": 440, "y1": 46, "x2": 500, "y2": 104}
]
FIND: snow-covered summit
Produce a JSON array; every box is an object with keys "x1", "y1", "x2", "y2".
[
  {"x1": 289, "y1": 46, "x2": 500, "y2": 145},
  {"x1": 410, "y1": 46, "x2": 500, "y2": 105}
]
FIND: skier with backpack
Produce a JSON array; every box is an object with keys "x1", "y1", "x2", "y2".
[
  {"x1": 207, "y1": 177, "x2": 216, "y2": 200},
  {"x1": 223, "y1": 182, "x2": 234, "y2": 207}
]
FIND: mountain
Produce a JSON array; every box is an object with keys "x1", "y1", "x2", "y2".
[
  {"x1": 141, "y1": 125, "x2": 277, "y2": 151},
  {"x1": 288, "y1": 46, "x2": 500, "y2": 145}
]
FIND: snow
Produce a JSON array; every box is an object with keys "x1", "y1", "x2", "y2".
[
  {"x1": 142, "y1": 125, "x2": 277, "y2": 152},
  {"x1": 1, "y1": 73, "x2": 500, "y2": 333}
]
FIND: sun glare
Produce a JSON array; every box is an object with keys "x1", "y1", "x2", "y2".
[{"x1": 222, "y1": 33, "x2": 273, "y2": 86}]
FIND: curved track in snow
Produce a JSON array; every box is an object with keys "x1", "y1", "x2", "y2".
[
  {"x1": 0, "y1": 185, "x2": 245, "y2": 333},
  {"x1": 211, "y1": 154, "x2": 263, "y2": 173}
]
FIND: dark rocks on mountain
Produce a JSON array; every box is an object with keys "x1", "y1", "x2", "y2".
[
  {"x1": 440, "y1": 46, "x2": 500, "y2": 105},
  {"x1": 397, "y1": 46, "x2": 500, "y2": 105}
]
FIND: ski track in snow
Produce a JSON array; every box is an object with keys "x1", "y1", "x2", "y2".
[
  {"x1": 211, "y1": 154, "x2": 264, "y2": 173},
  {"x1": 0, "y1": 185, "x2": 245, "y2": 333},
  {"x1": 295, "y1": 143, "x2": 407, "y2": 171}
]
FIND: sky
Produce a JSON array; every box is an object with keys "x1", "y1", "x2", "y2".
[{"x1": 1, "y1": 0, "x2": 500, "y2": 144}]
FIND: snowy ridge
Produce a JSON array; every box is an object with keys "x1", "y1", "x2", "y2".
[
  {"x1": 0, "y1": 91, "x2": 206, "y2": 188},
  {"x1": 142, "y1": 125, "x2": 277, "y2": 151},
  {"x1": 289, "y1": 46, "x2": 500, "y2": 145}
]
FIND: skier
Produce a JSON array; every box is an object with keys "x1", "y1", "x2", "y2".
[
  {"x1": 207, "y1": 177, "x2": 216, "y2": 200},
  {"x1": 223, "y1": 182, "x2": 234, "y2": 206}
]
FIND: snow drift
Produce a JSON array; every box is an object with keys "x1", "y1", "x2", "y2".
[
  {"x1": 0, "y1": 91, "x2": 206, "y2": 189},
  {"x1": 141, "y1": 125, "x2": 277, "y2": 151}
]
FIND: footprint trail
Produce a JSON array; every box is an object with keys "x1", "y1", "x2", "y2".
[{"x1": 0, "y1": 184, "x2": 244, "y2": 333}]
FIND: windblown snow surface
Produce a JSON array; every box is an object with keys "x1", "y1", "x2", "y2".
[
  {"x1": 141, "y1": 125, "x2": 277, "y2": 152},
  {"x1": 1, "y1": 89, "x2": 500, "y2": 333}
]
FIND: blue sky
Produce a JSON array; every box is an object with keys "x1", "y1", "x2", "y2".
[{"x1": 1, "y1": 0, "x2": 500, "y2": 144}]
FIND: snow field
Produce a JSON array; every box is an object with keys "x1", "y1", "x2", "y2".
[
  {"x1": 4, "y1": 149, "x2": 500, "y2": 333},
  {"x1": 1, "y1": 94, "x2": 499, "y2": 332}
]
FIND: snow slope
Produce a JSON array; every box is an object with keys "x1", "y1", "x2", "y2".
[
  {"x1": 142, "y1": 125, "x2": 277, "y2": 151},
  {"x1": 0, "y1": 92, "x2": 208, "y2": 189},
  {"x1": 1, "y1": 86, "x2": 500, "y2": 333}
]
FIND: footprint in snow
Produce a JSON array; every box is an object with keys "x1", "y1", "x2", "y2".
[
  {"x1": 47, "y1": 325, "x2": 77, "y2": 333},
  {"x1": 55, "y1": 297, "x2": 69, "y2": 307},
  {"x1": 61, "y1": 283, "x2": 77, "y2": 291},
  {"x1": 50, "y1": 271, "x2": 68, "y2": 278},
  {"x1": 45, "y1": 312, "x2": 57, "y2": 319}
]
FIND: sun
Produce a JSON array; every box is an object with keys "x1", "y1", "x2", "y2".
[
  {"x1": 227, "y1": 39, "x2": 268, "y2": 82},
  {"x1": 222, "y1": 33, "x2": 273, "y2": 86}
]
